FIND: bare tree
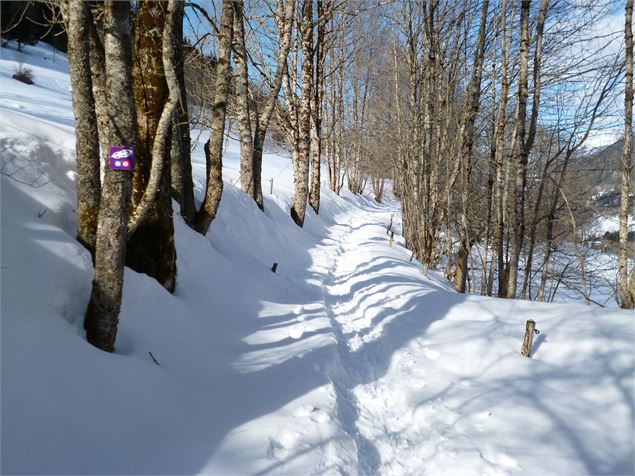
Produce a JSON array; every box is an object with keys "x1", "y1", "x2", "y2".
[
  {"x1": 290, "y1": 0, "x2": 313, "y2": 227},
  {"x1": 84, "y1": 0, "x2": 137, "y2": 352},
  {"x1": 506, "y1": 0, "x2": 549, "y2": 298},
  {"x1": 619, "y1": 0, "x2": 635, "y2": 309},
  {"x1": 193, "y1": 0, "x2": 234, "y2": 235},
  {"x1": 170, "y1": 0, "x2": 196, "y2": 224},
  {"x1": 453, "y1": 0, "x2": 490, "y2": 293},
  {"x1": 62, "y1": 0, "x2": 100, "y2": 255}
]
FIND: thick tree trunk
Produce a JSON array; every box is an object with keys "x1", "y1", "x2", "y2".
[
  {"x1": 64, "y1": 0, "x2": 101, "y2": 255},
  {"x1": 619, "y1": 0, "x2": 635, "y2": 309},
  {"x1": 170, "y1": 1, "x2": 196, "y2": 224},
  {"x1": 194, "y1": 0, "x2": 234, "y2": 235},
  {"x1": 127, "y1": 0, "x2": 177, "y2": 293},
  {"x1": 84, "y1": 0, "x2": 136, "y2": 352},
  {"x1": 291, "y1": 0, "x2": 313, "y2": 227}
]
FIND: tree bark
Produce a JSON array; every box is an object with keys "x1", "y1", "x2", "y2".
[
  {"x1": 63, "y1": 0, "x2": 101, "y2": 256},
  {"x1": 170, "y1": 0, "x2": 196, "y2": 224},
  {"x1": 453, "y1": 0, "x2": 490, "y2": 293},
  {"x1": 87, "y1": 13, "x2": 109, "y2": 165},
  {"x1": 233, "y1": 0, "x2": 255, "y2": 199},
  {"x1": 127, "y1": 0, "x2": 177, "y2": 293},
  {"x1": 251, "y1": 0, "x2": 296, "y2": 210},
  {"x1": 308, "y1": 0, "x2": 327, "y2": 214},
  {"x1": 193, "y1": 0, "x2": 234, "y2": 235},
  {"x1": 506, "y1": 0, "x2": 548, "y2": 298},
  {"x1": 84, "y1": 0, "x2": 136, "y2": 352},
  {"x1": 619, "y1": 0, "x2": 635, "y2": 309},
  {"x1": 291, "y1": 0, "x2": 313, "y2": 227}
]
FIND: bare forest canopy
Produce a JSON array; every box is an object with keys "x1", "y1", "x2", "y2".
[{"x1": 2, "y1": 0, "x2": 633, "y2": 352}]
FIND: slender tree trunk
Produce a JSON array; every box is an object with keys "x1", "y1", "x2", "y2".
[
  {"x1": 493, "y1": 4, "x2": 510, "y2": 295},
  {"x1": 170, "y1": 0, "x2": 196, "y2": 224},
  {"x1": 194, "y1": 0, "x2": 234, "y2": 235},
  {"x1": 233, "y1": 0, "x2": 254, "y2": 199},
  {"x1": 308, "y1": 0, "x2": 328, "y2": 214},
  {"x1": 64, "y1": 0, "x2": 101, "y2": 256},
  {"x1": 507, "y1": 0, "x2": 548, "y2": 298},
  {"x1": 291, "y1": 0, "x2": 313, "y2": 227},
  {"x1": 619, "y1": 0, "x2": 635, "y2": 309},
  {"x1": 454, "y1": 0, "x2": 489, "y2": 293},
  {"x1": 84, "y1": 0, "x2": 136, "y2": 352},
  {"x1": 251, "y1": 0, "x2": 295, "y2": 210}
]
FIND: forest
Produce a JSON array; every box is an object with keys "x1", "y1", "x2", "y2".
[
  {"x1": 4, "y1": 0, "x2": 632, "y2": 353},
  {"x1": 0, "y1": 0, "x2": 633, "y2": 473}
]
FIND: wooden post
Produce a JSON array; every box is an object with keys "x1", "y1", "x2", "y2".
[
  {"x1": 521, "y1": 319, "x2": 537, "y2": 357},
  {"x1": 269, "y1": 178, "x2": 274, "y2": 195},
  {"x1": 271, "y1": 262, "x2": 278, "y2": 273}
]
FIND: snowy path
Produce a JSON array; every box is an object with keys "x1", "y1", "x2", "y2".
[{"x1": 284, "y1": 197, "x2": 633, "y2": 476}]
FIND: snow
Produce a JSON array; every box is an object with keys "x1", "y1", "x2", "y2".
[{"x1": 1, "y1": 42, "x2": 634, "y2": 475}]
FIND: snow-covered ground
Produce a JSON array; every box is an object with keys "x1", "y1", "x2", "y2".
[{"x1": 1, "y1": 42, "x2": 634, "y2": 475}]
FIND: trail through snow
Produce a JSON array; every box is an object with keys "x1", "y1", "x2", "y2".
[{"x1": 2, "y1": 42, "x2": 633, "y2": 476}]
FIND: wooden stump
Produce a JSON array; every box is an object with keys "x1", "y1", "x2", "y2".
[{"x1": 521, "y1": 319, "x2": 537, "y2": 357}]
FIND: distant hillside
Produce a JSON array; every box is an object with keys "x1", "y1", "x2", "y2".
[{"x1": 585, "y1": 135, "x2": 634, "y2": 199}]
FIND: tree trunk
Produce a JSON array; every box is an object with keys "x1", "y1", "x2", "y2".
[
  {"x1": 291, "y1": 0, "x2": 313, "y2": 227},
  {"x1": 619, "y1": 0, "x2": 635, "y2": 309},
  {"x1": 170, "y1": 0, "x2": 196, "y2": 225},
  {"x1": 64, "y1": 0, "x2": 101, "y2": 256},
  {"x1": 308, "y1": 0, "x2": 327, "y2": 214},
  {"x1": 453, "y1": 0, "x2": 489, "y2": 293},
  {"x1": 87, "y1": 14, "x2": 109, "y2": 165},
  {"x1": 127, "y1": 0, "x2": 177, "y2": 293},
  {"x1": 251, "y1": 0, "x2": 296, "y2": 210},
  {"x1": 233, "y1": 0, "x2": 255, "y2": 199},
  {"x1": 507, "y1": 0, "x2": 548, "y2": 298},
  {"x1": 193, "y1": 0, "x2": 234, "y2": 235},
  {"x1": 84, "y1": 0, "x2": 136, "y2": 352}
]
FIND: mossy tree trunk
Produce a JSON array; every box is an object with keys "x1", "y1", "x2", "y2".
[{"x1": 127, "y1": 0, "x2": 177, "y2": 293}]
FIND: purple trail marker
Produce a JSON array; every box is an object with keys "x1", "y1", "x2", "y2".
[{"x1": 109, "y1": 146, "x2": 134, "y2": 171}]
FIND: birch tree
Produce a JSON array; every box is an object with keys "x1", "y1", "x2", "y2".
[{"x1": 619, "y1": 0, "x2": 635, "y2": 309}]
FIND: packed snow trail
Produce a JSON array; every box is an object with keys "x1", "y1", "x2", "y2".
[{"x1": 304, "y1": 198, "x2": 632, "y2": 476}]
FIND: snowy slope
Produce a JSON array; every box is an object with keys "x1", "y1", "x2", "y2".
[{"x1": 1, "y1": 42, "x2": 633, "y2": 475}]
